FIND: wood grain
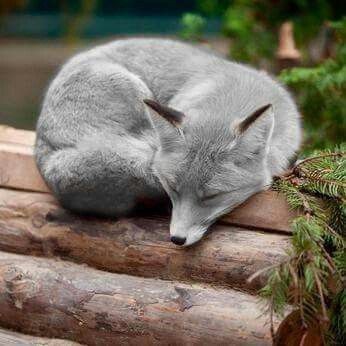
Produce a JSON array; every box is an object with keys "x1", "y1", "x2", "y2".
[
  {"x1": 0, "y1": 126, "x2": 49, "y2": 193},
  {"x1": 0, "y1": 188, "x2": 289, "y2": 291},
  {"x1": 0, "y1": 251, "x2": 276, "y2": 346}
]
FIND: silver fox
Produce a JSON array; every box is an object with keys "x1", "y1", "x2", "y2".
[{"x1": 35, "y1": 38, "x2": 301, "y2": 246}]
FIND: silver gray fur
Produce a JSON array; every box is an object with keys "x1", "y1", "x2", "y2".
[{"x1": 35, "y1": 38, "x2": 301, "y2": 246}]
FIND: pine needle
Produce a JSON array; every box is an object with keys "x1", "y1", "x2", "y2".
[{"x1": 257, "y1": 147, "x2": 345, "y2": 343}]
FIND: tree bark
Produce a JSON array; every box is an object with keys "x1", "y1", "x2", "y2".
[
  {"x1": 0, "y1": 188, "x2": 289, "y2": 291},
  {"x1": 0, "y1": 251, "x2": 275, "y2": 346},
  {"x1": 0, "y1": 327, "x2": 82, "y2": 345}
]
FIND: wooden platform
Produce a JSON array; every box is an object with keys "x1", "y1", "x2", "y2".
[{"x1": 0, "y1": 125, "x2": 295, "y2": 345}]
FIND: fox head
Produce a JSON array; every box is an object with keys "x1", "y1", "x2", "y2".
[{"x1": 144, "y1": 99, "x2": 274, "y2": 246}]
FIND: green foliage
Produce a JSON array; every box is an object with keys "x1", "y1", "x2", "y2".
[
  {"x1": 179, "y1": 13, "x2": 206, "y2": 41},
  {"x1": 330, "y1": 289, "x2": 346, "y2": 344},
  {"x1": 202, "y1": 0, "x2": 344, "y2": 65},
  {"x1": 260, "y1": 148, "x2": 346, "y2": 344},
  {"x1": 279, "y1": 18, "x2": 346, "y2": 152},
  {"x1": 196, "y1": 0, "x2": 230, "y2": 17},
  {"x1": 222, "y1": 0, "x2": 275, "y2": 64}
]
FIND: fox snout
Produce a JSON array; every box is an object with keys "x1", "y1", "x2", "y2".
[
  {"x1": 170, "y1": 236, "x2": 187, "y2": 246},
  {"x1": 169, "y1": 221, "x2": 208, "y2": 247}
]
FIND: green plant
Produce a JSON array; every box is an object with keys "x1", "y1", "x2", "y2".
[
  {"x1": 280, "y1": 18, "x2": 346, "y2": 152},
  {"x1": 179, "y1": 13, "x2": 206, "y2": 41},
  {"x1": 222, "y1": 1, "x2": 275, "y2": 64},
  {"x1": 219, "y1": 0, "x2": 344, "y2": 65},
  {"x1": 256, "y1": 146, "x2": 345, "y2": 344}
]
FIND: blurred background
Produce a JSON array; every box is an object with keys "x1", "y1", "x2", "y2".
[{"x1": 0, "y1": 0, "x2": 345, "y2": 152}]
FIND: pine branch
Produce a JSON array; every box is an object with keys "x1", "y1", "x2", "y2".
[
  {"x1": 295, "y1": 152, "x2": 345, "y2": 169},
  {"x1": 313, "y1": 268, "x2": 329, "y2": 325},
  {"x1": 257, "y1": 147, "x2": 345, "y2": 343}
]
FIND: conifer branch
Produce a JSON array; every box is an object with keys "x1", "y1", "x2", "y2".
[
  {"x1": 257, "y1": 147, "x2": 345, "y2": 344},
  {"x1": 295, "y1": 152, "x2": 345, "y2": 169}
]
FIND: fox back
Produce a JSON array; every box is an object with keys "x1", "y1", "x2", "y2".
[{"x1": 35, "y1": 38, "x2": 301, "y2": 246}]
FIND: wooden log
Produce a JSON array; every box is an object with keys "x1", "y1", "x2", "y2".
[
  {"x1": 0, "y1": 327, "x2": 82, "y2": 345},
  {"x1": 223, "y1": 189, "x2": 295, "y2": 233},
  {"x1": 0, "y1": 126, "x2": 49, "y2": 193},
  {"x1": 0, "y1": 251, "x2": 276, "y2": 346},
  {"x1": 0, "y1": 125, "x2": 295, "y2": 233},
  {"x1": 0, "y1": 187, "x2": 289, "y2": 291}
]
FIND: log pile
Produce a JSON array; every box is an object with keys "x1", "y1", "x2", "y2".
[
  {"x1": 0, "y1": 251, "x2": 278, "y2": 345},
  {"x1": 0, "y1": 125, "x2": 295, "y2": 345}
]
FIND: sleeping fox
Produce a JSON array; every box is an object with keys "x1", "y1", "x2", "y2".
[{"x1": 35, "y1": 38, "x2": 301, "y2": 246}]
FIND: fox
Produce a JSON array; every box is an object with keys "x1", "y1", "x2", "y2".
[{"x1": 35, "y1": 38, "x2": 301, "y2": 247}]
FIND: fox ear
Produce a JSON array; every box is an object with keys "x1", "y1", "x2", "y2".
[
  {"x1": 232, "y1": 104, "x2": 274, "y2": 157},
  {"x1": 144, "y1": 99, "x2": 185, "y2": 127},
  {"x1": 144, "y1": 99, "x2": 185, "y2": 152},
  {"x1": 235, "y1": 104, "x2": 273, "y2": 136}
]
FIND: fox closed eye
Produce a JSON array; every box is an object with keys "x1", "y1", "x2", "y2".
[
  {"x1": 201, "y1": 185, "x2": 246, "y2": 203},
  {"x1": 201, "y1": 190, "x2": 229, "y2": 202}
]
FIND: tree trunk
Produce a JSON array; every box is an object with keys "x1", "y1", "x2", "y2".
[
  {"x1": 0, "y1": 188, "x2": 289, "y2": 292},
  {"x1": 0, "y1": 251, "x2": 275, "y2": 346}
]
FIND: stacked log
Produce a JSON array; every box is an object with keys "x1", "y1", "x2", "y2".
[
  {"x1": 0, "y1": 188, "x2": 290, "y2": 292},
  {"x1": 0, "y1": 126, "x2": 294, "y2": 345},
  {"x1": 0, "y1": 251, "x2": 279, "y2": 346}
]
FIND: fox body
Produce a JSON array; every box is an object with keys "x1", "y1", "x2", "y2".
[{"x1": 35, "y1": 38, "x2": 301, "y2": 246}]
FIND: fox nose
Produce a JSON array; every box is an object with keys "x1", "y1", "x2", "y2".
[{"x1": 170, "y1": 236, "x2": 186, "y2": 246}]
